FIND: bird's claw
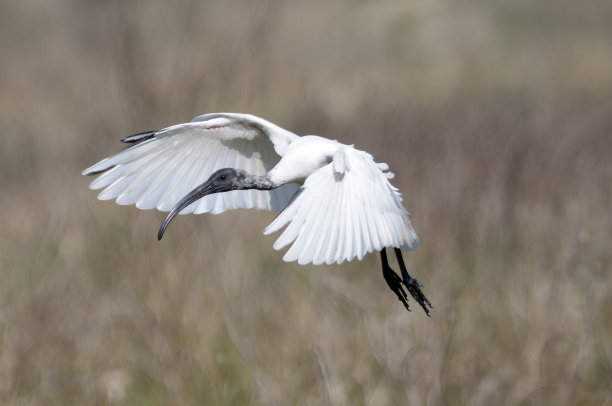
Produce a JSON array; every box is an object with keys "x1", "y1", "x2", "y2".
[
  {"x1": 382, "y1": 264, "x2": 432, "y2": 316},
  {"x1": 382, "y1": 265, "x2": 412, "y2": 311},
  {"x1": 403, "y1": 276, "x2": 432, "y2": 317}
]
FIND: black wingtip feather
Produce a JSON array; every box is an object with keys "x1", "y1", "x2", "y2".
[
  {"x1": 83, "y1": 166, "x2": 116, "y2": 176},
  {"x1": 121, "y1": 130, "x2": 158, "y2": 143}
]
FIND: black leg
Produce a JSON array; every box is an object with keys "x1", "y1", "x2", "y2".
[
  {"x1": 380, "y1": 248, "x2": 411, "y2": 312},
  {"x1": 394, "y1": 248, "x2": 432, "y2": 316}
]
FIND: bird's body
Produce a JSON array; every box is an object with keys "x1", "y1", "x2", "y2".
[
  {"x1": 84, "y1": 113, "x2": 432, "y2": 314},
  {"x1": 268, "y1": 135, "x2": 341, "y2": 185}
]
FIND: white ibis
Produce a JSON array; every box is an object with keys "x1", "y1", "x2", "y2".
[{"x1": 83, "y1": 113, "x2": 432, "y2": 314}]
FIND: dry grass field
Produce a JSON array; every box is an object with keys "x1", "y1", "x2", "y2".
[{"x1": 1, "y1": 0, "x2": 611, "y2": 405}]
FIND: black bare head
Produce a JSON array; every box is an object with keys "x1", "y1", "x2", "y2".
[
  {"x1": 157, "y1": 168, "x2": 275, "y2": 240},
  {"x1": 206, "y1": 167, "x2": 244, "y2": 190}
]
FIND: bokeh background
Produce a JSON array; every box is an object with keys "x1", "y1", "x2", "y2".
[{"x1": 1, "y1": 0, "x2": 611, "y2": 404}]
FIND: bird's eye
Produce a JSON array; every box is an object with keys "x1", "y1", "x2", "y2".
[{"x1": 220, "y1": 175, "x2": 226, "y2": 180}]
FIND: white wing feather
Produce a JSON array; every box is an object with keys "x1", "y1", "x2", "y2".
[
  {"x1": 264, "y1": 147, "x2": 418, "y2": 265},
  {"x1": 83, "y1": 113, "x2": 299, "y2": 214}
]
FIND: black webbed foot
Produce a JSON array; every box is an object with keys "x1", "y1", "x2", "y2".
[
  {"x1": 380, "y1": 248, "x2": 433, "y2": 316},
  {"x1": 394, "y1": 248, "x2": 433, "y2": 316},
  {"x1": 382, "y1": 260, "x2": 411, "y2": 311},
  {"x1": 401, "y1": 274, "x2": 432, "y2": 316}
]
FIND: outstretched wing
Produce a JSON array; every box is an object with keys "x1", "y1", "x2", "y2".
[
  {"x1": 264, "y1": 147, "x2": 418, "y2": 265},
  {"x1": 83, "y1": 113, "x2": 300, "y2": 214}
]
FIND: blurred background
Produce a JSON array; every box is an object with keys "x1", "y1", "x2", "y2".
[{"x1": 1, "y1": 0, "x2": 611, "y2": 404}]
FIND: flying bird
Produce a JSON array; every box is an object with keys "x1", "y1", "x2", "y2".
[{"x1": 83, "y1": 113, "x2": 432, "y2": 314}]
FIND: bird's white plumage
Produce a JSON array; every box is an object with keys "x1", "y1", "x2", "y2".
[
  {"x1": 84, "y1": 113, "x2": 418, "y2": 265},
  {"x1": 83, "y1": 113, "x2": 299, "y2": 214},
  {"x1": 264, "y1": 146, "x2": 418, "y2": 265}
]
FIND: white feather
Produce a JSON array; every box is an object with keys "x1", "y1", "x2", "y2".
[
  {"x1": 264, "y1": 147, "x2": 418, "y2": 265},
  {"x1": 85, "y1": 113, "x2": 419, "y2": 266},
  {"x1": 83, "y1": 113, "x2": 299, "y2": 214}
]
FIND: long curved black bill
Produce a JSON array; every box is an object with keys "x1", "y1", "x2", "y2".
[{"x1": 158, "y1": 180, "x2": 215, "y2": 240}]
